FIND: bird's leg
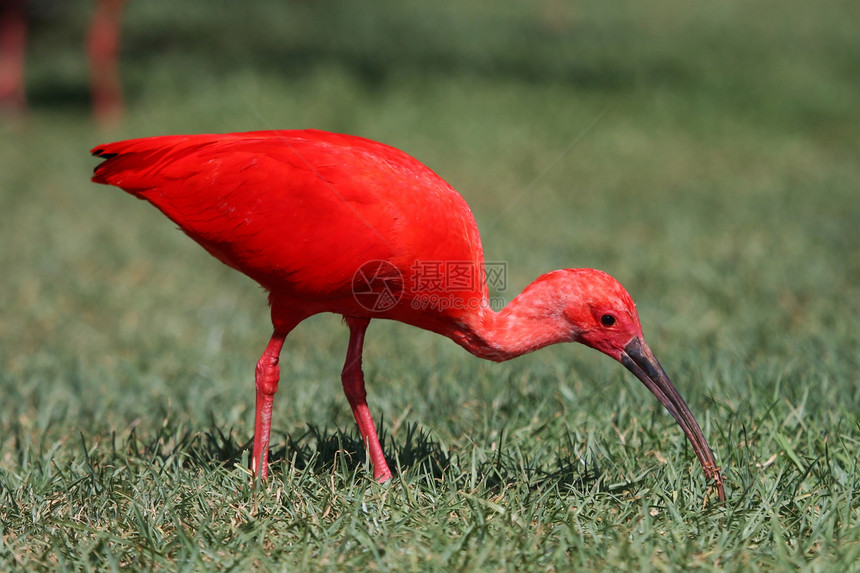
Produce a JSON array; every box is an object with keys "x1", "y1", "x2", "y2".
[
  {"x1": 87, "y1": 0, "x2": 126, "y2": 125},
  {"x1": 342, "y1": 317, "x2": 393, "y2": 482},
  {"x1": 0, "y1": 0, "x2": 28, "y2": 113},
  {"x1": 252, "y1": 329, "x2": 287, "y2": 480}
]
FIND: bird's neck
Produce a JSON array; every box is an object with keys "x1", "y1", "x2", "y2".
[{"x1": 450, "y1": 272, "x2": 578, "y2": 362}]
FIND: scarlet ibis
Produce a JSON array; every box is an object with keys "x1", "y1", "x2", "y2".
[{"x1": 91, "y1": 130, "x2": 725, "y2": 501}]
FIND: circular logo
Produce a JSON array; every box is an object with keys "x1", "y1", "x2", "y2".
[{"x1": 351, "y1": 260, "x2": 404, "y2": 312}]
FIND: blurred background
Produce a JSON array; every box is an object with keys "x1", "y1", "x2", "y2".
[{"x1": 1, "y1": 0, "x2": 858, "y2": 490}]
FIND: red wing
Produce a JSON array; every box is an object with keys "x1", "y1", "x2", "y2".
[{"x1": 92, "y1": 130, "x2": 486, "y2": 304}]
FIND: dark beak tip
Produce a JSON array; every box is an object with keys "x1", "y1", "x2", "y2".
[{"x1": 621, "y1": 336, "x2": 727, "y2": 506}]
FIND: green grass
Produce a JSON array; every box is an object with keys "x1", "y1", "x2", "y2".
[{"x1": 2, "y1": 0, "x2": 859, "y2": 570}]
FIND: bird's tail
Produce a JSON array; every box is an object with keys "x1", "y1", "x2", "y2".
[{"x1": 91, "y1": 135, "x2": 204, "y2": 193}]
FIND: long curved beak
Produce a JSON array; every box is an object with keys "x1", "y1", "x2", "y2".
[{"x1": 620, "y1": 337, "x2": 726, "y2": 502}]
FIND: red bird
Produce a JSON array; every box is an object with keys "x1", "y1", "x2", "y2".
[{"x1": 91, "y1": 130, "x2": 725, "y2": 501}]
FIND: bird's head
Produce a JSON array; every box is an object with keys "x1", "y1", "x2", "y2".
[
  {"x1": 545, "y1": 268, "x2": 726, "y2": 501},
  {"x1": 555, "y1": 268, "x2": 644, "y2": 360}
]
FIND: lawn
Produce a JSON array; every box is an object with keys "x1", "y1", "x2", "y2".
[{"x1": 1, "y1": 0, "x2": 859, "y2": 570}]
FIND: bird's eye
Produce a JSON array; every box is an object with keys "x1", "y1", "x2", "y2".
[{"x1": 601, "y1": 314, "x2": 616, "y2": 327}]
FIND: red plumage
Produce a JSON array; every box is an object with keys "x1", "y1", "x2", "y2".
[
  {"x1": 92, "y1": 130, "x2": 724, "y2": 502},
  {"x1": 93, "y1": 130, "x2": 486, "y2": 330}
]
